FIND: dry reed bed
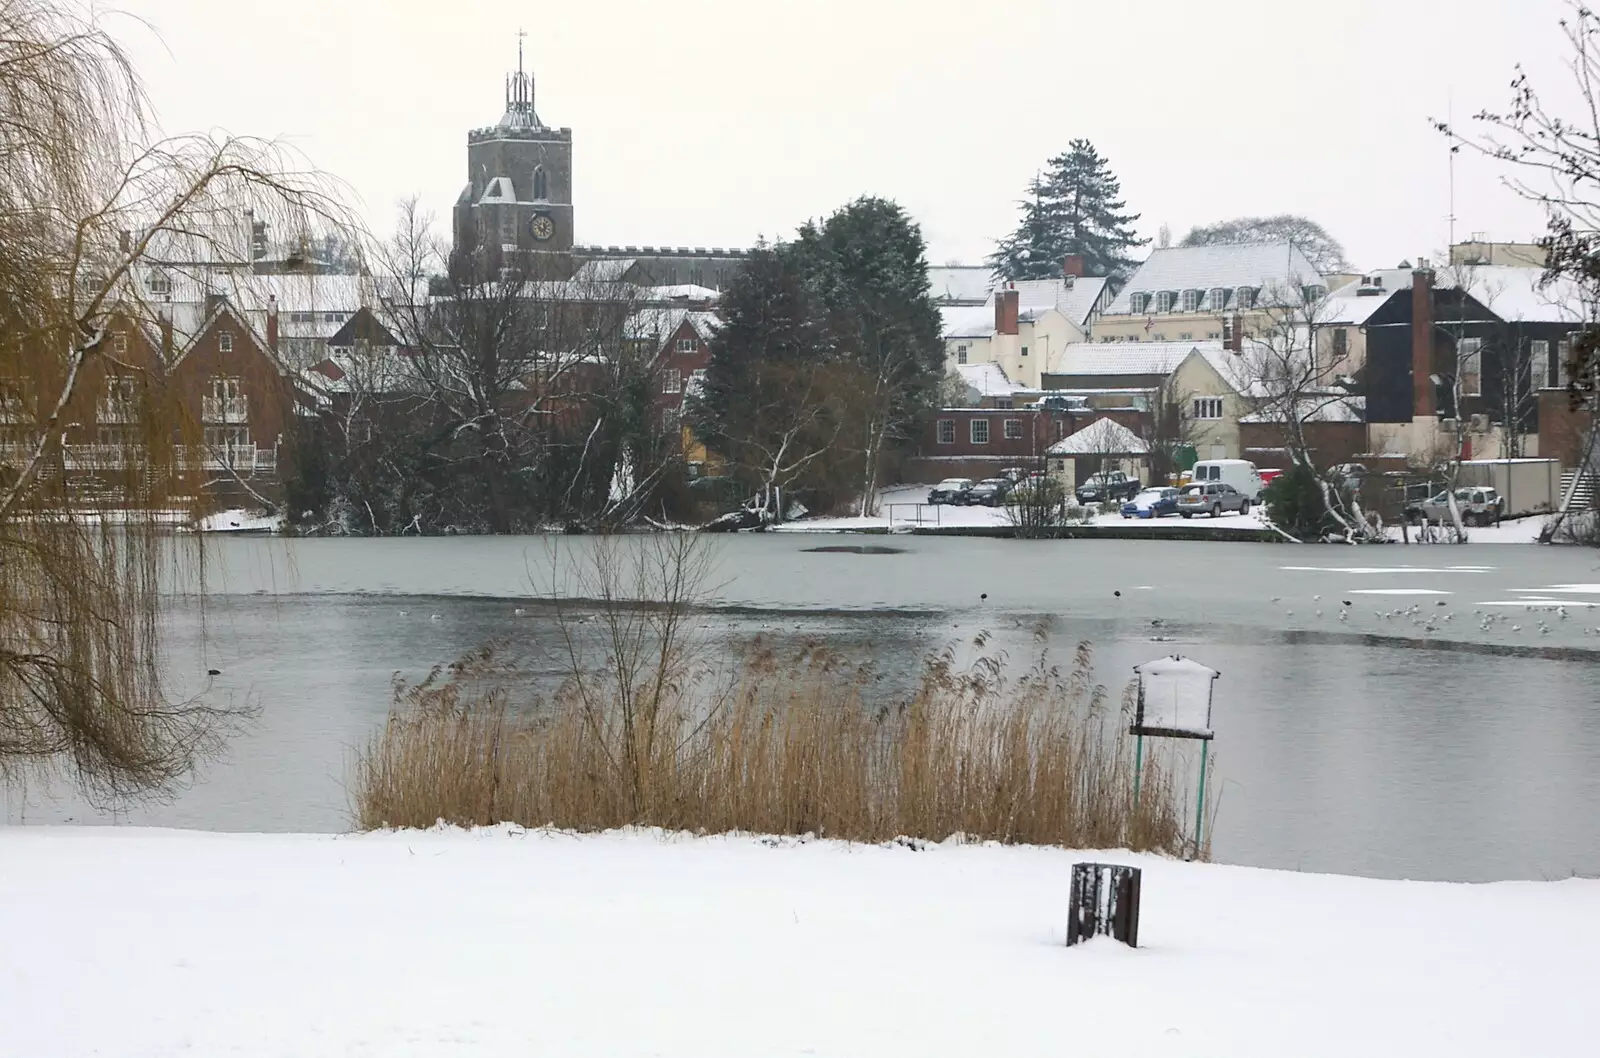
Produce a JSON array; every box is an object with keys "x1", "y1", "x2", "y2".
[{"x1": 353, "y1": 636, "x2": 1193, "y2": 856}]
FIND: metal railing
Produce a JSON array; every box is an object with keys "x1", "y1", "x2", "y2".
[
  {"x1": 4, "y1": 443, "x2": 283, "y2": 477},
  {"x1": 97, "y1": 398, "x2": 139, "y2": 424}
]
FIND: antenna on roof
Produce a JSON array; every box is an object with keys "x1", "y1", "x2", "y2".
[{"x1": 1446, "y1": 91, "x2": 1459, "y2": 251}]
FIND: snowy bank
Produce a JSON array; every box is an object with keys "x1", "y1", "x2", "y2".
[
  {"x1": 778, "y1": 484, "x2": 1270, "y2": 534},
  {"x1": 1, "y1": 826, "x2": 1593, "y2": 1057},
  {"x1": 194, "y1": 507, "x2": 283, "y2": 534}
]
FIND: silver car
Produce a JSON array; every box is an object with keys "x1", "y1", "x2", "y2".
[
  {"x1": 1406, "y1": 487, "x2": 1503, "y2": 526},
  {"x1": 1176, "y1": 482, "x2": 1250, "y2": 518}
]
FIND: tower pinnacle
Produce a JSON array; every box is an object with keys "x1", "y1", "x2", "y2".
[{"x1": 500, "y1": 30, "x2": 540, "y2": 129}]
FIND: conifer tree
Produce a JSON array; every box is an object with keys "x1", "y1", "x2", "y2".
[{"x1": 990, "y1": 139, "x2": 1147, "y2": 282}]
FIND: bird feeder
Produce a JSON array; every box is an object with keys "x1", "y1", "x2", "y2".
[{"x1": 1132, "y1": 655, "x2": 1220, "y2": 852}]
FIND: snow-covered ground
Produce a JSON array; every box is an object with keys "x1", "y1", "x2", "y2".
[
  {"x1": 1, "y1": 826, "x2": 1592, "y2": 1057},
  {"x1": 195, "y1": 507, "x2": 284, "y2": 533},
  {"x1": 778, "y1": 484, "x2": 1270, "y2": 533}
]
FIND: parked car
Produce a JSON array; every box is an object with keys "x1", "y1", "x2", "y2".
[
  {"x1": 927, "y1": 478, "x2": 975, "y2": 505},
  {"x1": 1177, "y1": 482, "x2": 1251, "y2": 518},
  {"x1": 966, "y1": 478, "x2": 1012, "y2": 507},
  {"x1": 1189, "y1": 459, "x2": 1266, "y2": 501},
  {"x1": 1404, "y1": 486, "x2": 1504, "y2": 526},
  {"x1": 1075, "y1": 471, "x2": 1140, "y2": 505},
  {"x1": 1120, "y1": 487, "x2": 1180, "y2": 519}
]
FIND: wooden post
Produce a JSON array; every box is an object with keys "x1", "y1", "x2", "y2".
[{"x1": 1066, "y1": 862, "x2": 1142, "y2": 948}]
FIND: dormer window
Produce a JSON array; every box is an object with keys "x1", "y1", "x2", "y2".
[
  {"x1": 1209, "y1": 287, "x2": 1228, "y2": 311},
  {"x1": 1181, "y1": 289, "x2": 1200, "y2": 312},
  {"x1": 1302, "y1": 284, "x2": 1327, "y2": 303},
  {"x1": 1128, "y1": 292, "x2": 1149, "y2": 314},
  {"x1": 1235, "y1": 286, "x2": 1255, "y2": 309},
  {"x1": 148, "y1": 270, "x2": 171, "y2": 296},
  {"x1": 1156, "y1": 291, "x2": 1176, "y2": 313}
]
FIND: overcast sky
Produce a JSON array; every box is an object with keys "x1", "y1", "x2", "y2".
[{"x1": 115, "y1": 0, "x2": 1572, "y2": 273}]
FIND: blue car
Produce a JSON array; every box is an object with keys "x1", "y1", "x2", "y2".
[{"x1": 1120, "y1": 487, "x2": 1180, "y2": 519}]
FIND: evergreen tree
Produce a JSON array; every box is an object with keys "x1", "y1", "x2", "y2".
[
  {"x1": 787, "y1": 197, "x2": 945, "y2": 513},
  {"x1": 990, "y1": 139, "x2": 1148, "y2": 282}
]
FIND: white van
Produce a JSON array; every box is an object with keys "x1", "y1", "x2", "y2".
[{"x1": 1189, "y1": 459, "x2": 1265, "y2": 501}]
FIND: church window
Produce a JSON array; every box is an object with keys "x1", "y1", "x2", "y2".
[
  {"x1": 532, "y1": 166, "x2": 549, "y2": 201},
  {"x1": 499, "y1": 211, "x2": 513, "y2": 245},
  {"x1": 691, "y1": 268, "x2": 704, "y2": 287}
]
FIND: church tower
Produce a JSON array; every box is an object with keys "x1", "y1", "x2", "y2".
[{"x1": 453, "y1": 36, "x2": 574, "y2": 269}]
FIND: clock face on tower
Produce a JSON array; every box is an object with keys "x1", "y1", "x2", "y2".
[{"x1": 528, "y1": 212, "x2": 555, "y2": 242}]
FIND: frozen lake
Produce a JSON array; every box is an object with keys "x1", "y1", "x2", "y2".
[{"x1": 6, "y1": 534, "x2": 1600, "y2": 883}]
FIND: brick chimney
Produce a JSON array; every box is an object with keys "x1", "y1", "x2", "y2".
[
  {"x1": 1223, "y1": 313, "x2": 1244, "y2": 353},
  {"x1": 266, "y1": 294, "x2": 279, "y2": 354},
  {"x1": 995, "y1": 284, "x2": 1020, "y2": 336},
  {"x1": 1062, "y1": 255, "x2": 1085, "y2": 279},
  {"x1": 1412, "y1": 266, "x2": 1436, "y2": 418},
  {"x1": 158, "y1": 305, "x2": 173, "y2": 358}
]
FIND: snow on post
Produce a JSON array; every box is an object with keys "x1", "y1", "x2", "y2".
[
  {"x1": 1066, "y1": 862, "x2": 1142, "y2": 948},
  {"x1": 1131, "y1": 655, "x2": 1219, "y2": 740}
]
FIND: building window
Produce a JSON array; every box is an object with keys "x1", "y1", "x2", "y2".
[
  {"x1": 662, "y1": 368, "x2": 682, "y2": 394},
  {"x1": 1178, "y1": 332, "x2": 1193, "y2": 341},
  {"x1": 1458, "y1": 337, "x2": 1482, "y2": 397},
  {"x1": 1129, "y1": 292, "x2": 1149, "y2": 314},
  {"x1": 1020, "y1": 346, "x2": 1028, "y2": 356},
  {"x1": 937, "y1": 419, "x2": 955, "y2": 444},
  {"x1": 218, "y1": 333, "x2": 233, "y2": 353},
  {"x1": 1235, "y1": 286, "x2": 1255, "y2": 309},
  {"x1": 106, "y1": 375, "x2": 136, "y2": 403},
  {"x1": 1331, "y1": 328, "x2": 1348, "y2": 360},
  {"x1": 690, "y1": 368, "x2": 707, "y2": 389},
  {"x1": 532, "y1": 166, "x2": 548, "y2": 200},
  {"x1": 970, "y1": 418, "x2": 990, "y2": 444},
  {"x1": 957, "y1": 344, "x2": 969, "y2": 364},
  {"x1": 1182, "y1": 289, "x2": 1200, "y2": 312},
  {"x1": 148, "y1": 270, "x2": 171, "y2": 296},
  {"x1": 675, "y1": 337, "x2": 697, "y2": 353},
  {"x1": 1532, "y1": 339, "x2": 1553, "y2": 388},
  {"x1": 1193, "y1": 396, "x2": 1224, "y2": 420},
  {"x1": 1303, "y1": 284, "x2": 1327, "y2": 303},
  {"x1": 1209, "y1": 287, "x2": 1228, "y2": 311},
  {"x1": 1156, "y1": 291, "x2": 1176, "y2": 313},
  {"x1": 499, "y1": 211, "x2": 514, "y2": 244},
  {"x1": 691, "y1": 268, "x2": 705, "y2": 287},
  {"x1": 996, "y1": 399, "x2": 1014, "y2": 410},
  {"x1": 1004, "y1": 418, "x2": 1023, "y2": 439},
  {"x1": 325, "y1": 312, "x2": 341, "y2": 324}
]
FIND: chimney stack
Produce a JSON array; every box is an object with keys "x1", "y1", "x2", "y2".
[
  {"x1": 995, "y1": 284, "x2": 1020, "y2": 336},
  {"x1": 1412, "y1": 266, "x2": 1436, "y2": 419},
  {"x1": 266, "y1": 294, "x2": 279, "y2": 354},
  {"x1": 1223, "y1": 313, "x2": 1244, "y2": 353},
  {"x1": 159, "y1": 305, "x2": 173, "y2": 358},
  {"x1": 1062, "y1": 255, "x2": 1085, "y2": 279}
]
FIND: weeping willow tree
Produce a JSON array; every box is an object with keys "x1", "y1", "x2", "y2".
[{"x1": 0, "y1": 0, "x2": 350, "y2": 800}]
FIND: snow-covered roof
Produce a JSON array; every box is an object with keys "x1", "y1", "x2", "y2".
[
  {"x1": 574, "y1": 259, "x2": 636, "y2": 283},
  {"x1": 941, "y1": 305, "x2": 995, "y2": 340},
  {"x1": 625, "y1": 306, "x2": 719, "y2": 344},
  {"x1": 956, "y1": 362, "x2": 1029, "y2": 397},
  {"x1": 1239, "y1": 393, "x2": 1366, "y2": 424},
  {"x1": 1046, "y1": 416, "x2": 1150, "y2": 456},
  {"x1": 478, "y1": 177, "x2": 517, "y2": 205},
  {"x1": 1010, "y1": 277, "x2": 1112, "y2": 326},
  {"x1": 1320, "y1": 264, "x2": 1596, "y2": 326},
  {"x1": 1106, "y1": 242, "x2": 1325, "y2": 315},
  {"x1": 927, "y1": 265, "x2": 994, "y2": 304},
  {"x1": 644, "y1": 284, "x2": 720, "y2": 303},
  {"x1": 1048, "y1": 340, "x2": 1216, "y2": 376}
]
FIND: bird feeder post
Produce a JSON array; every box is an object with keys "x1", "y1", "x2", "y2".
[{"x1": 1131, "y1": 655, "x2": 1220, "y2": 857}]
